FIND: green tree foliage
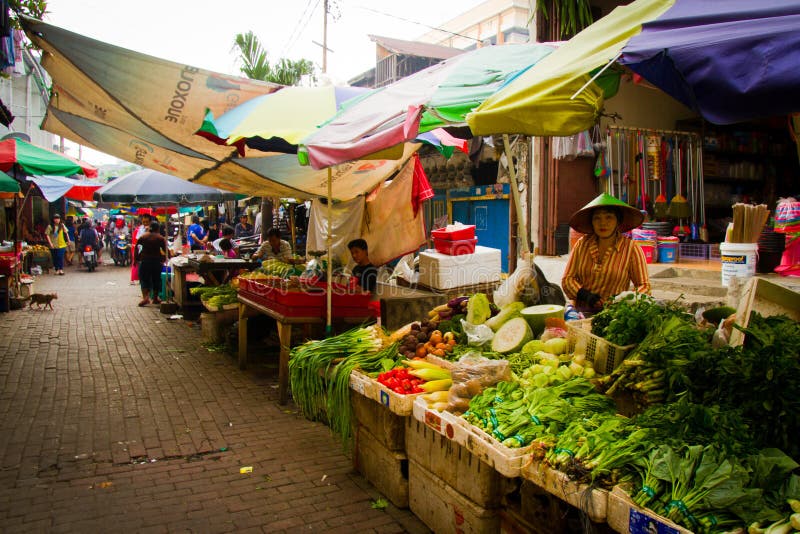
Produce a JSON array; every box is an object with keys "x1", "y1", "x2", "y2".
[
  {"x1": 8, "y1": 0, "x2": 48, "y2": 27},
  {"x1": 232, "y1": 30, "x2": 315, "y2": 86},
  {"x1": 535, "y1": 0, "x2": 593, "y2": 40}
]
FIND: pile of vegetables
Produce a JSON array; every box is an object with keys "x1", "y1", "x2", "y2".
[
  {"x1": 190, "y1": 283, "x2": 238, "y2": 309},
  {"x1": 288, "y1": 325, "x2": 392, "y2": 448},
  {"x1": 393, "y1": 321, "x2": 458, "y2": 359},
  {"x1": 376, "y1": 360, "x2": 452, "y2": 395}
]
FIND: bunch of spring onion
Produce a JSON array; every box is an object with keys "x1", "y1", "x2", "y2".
[{"x1": 288, "y1": 325, "x2": 391, "y2": 446}]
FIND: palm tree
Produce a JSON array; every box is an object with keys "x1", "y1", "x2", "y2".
[
  {"x1": 232, "y1": 31, "x2": 315, "y2": 86},
  {"x1": 231, "y1": 31, "x2": 316, "y2": 241}
]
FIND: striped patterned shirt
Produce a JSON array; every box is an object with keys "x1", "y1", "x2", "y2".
[{"x1": 561, "y1": 233, "x2": 651, "y2": 301}]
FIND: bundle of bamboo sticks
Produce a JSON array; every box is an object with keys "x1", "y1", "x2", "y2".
[{"x1": 730, "y1": 203, "x2": 770, "y2": 243}]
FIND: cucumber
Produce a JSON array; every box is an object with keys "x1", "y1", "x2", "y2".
[
  {"x1": 491, "y1": 317, "x2": 533, "y2": 354},
  {"x1": 485, "y1": 301, "x2": 526, "y2": 332}
]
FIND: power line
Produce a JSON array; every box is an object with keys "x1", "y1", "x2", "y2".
[
  {"x1": 282, "y1": 0, "x2": 316, "y2": 56},
  {"x1": 282, "y1": 0, "x2": 322, "y2": 57},
  {"x1": 356, "y1": 6, "x2": 482, "y2": 43}
]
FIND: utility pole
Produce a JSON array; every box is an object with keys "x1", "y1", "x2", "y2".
[{"x1": 322, "y1": 0, "x2": 328, "y2": 73}]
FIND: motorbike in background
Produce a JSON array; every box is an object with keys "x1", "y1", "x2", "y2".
[
  {"x1": 83, "y1": 245, "x2": 98, "y2": 272},
  {"x1": 113, "y1": 235, "x2": 131, "y2": 266}
]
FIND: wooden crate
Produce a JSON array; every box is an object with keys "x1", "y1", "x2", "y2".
[
  {"x1": 349, "y1": 387, "x2": 405, "y2": 451},
  {"x1": 412, "y1": 397, "x2": 529, "y2": 478},
  {"x1": 353, "y1": 425, "x2": 409, "y2": 508},
  {"x1": 405, "y1": 417, "x2": 512, "y2": 507},
  {"x1": 730, "y1": 277, "x2": 800, "y2": 346},
  {"x1": 409, "y1": 459, "x2": 500, "y2": 534},
  {"x1": 522, "y1": 460, "x2": 608, "y2": 523},
  {"x1": 606, "y1": 486, "x2": 693, "y2": 534},
  {"x1": 349, "y1": 369, "x2": 420, "y2": 416}
]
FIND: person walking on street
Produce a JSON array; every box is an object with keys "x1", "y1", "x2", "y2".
[
  {"x1": 64, "y1": 216, "x2": 77, "y2": 266},
  {"x1": 136, "y1": 221, "x2": 169, "y2": 306},
  {"x1": 45, "y1": 214, "x2": 70, "y2": 275},
  {"x1": 131, "y1": 213, "x2": 152, "y2": 284}
]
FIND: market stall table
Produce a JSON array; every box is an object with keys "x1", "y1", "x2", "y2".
[
  {"x1": 237, "y1": 293, "x2": 375, "y2": 405},
  {"x1": 186, "y1": 257, "x2": 257, "y2": 286}
]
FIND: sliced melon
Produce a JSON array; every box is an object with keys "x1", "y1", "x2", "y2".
[
  {"x1": 466, "y1": 293, "x2": 492, "y2": 325},
  {"x1": 520, "y1": 304, "x2": 565, "y2": 338},
  {"x1": 485, "y1": 301, "x2": 526, "y2": 331},
  {"x1": 491, "y1": 317, "x2": 533, "y2": 354}
]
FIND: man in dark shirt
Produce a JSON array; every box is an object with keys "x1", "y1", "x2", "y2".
[
  {"x1": 348, "y1": 238, "x2": 377, "y2": 293},
  {"x1": 136, "y1": 221, "x2": 169, "y2": 306},
  {"x1": 234, "y1": 214, "x2": 253, "y2": 239}
]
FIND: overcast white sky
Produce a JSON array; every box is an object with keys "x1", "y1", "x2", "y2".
[{"x1": 44, "y1": 0, "x2": 485, "y2": 164}]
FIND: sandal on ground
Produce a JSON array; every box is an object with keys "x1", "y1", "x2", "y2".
[
  {"x1": 152, "y1": 298, "x2": 162, "y2": 304},
  {"x1": 138, "y1": 299, "x2": 150, "y2": 307}
]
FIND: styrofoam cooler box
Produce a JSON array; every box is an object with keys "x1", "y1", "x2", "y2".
[{"x1": 418, "y1": 246, "x2": 502, "y2": 290}]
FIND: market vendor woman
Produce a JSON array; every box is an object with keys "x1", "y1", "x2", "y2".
[{"x1": 561, "y1": 193, "x2": 650, "y2": 314}]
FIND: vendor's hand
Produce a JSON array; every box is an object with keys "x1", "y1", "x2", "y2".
[{"x1": 577, "y1": 288, "x2": 602, "y2": 309}]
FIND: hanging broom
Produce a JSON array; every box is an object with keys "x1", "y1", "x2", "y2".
[
  {"x1": 667, "y1": 138, "x2": 692, "y2": 219},
  {"x1": 653, "y1": 137, "x2": 668, "y2": 219}
]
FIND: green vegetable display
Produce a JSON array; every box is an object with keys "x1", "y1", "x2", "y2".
[
  {"x1": 190, "y1": 283, "x2": 238, "y2": 310},
  {"x1": 288, "y1": 326, "x2": 394, "y2": 449}
]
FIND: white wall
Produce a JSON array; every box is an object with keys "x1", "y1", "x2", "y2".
[{"x1": 601, "y1": 74, "x2": 699, "y2": 132}]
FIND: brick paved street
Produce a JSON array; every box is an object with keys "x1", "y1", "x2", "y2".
[{"x1": 0, "y1": 261, "x2": 428, "y2": 533}]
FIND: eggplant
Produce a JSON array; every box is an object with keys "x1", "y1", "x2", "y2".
[{"x1": 448, "y1": 296, "x2": 469, "y2": 309}]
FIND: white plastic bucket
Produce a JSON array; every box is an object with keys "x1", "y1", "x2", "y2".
[{"x1": 720, "y1": 242, "x2": 758, "y2": 287}]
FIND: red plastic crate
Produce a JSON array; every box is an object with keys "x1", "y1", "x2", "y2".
[
  {"x1": 431, "y1": 225, "x2": 475, "y2": 241},
  {"x1": 433, "y1": 237, "x2": 477, "y2": 256},
  {"x1": 0, "y1": 254, "x2": 17, "y2": 275}
]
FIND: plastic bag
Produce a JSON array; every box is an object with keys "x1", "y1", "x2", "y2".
[
  {"x1": 447, "y1": 353, "x2": 512, "y2": 414},
  {"x1": 493, "y1": 254, "x2": 534, "y2": 308},
  {"x1": 460, "y1": 319, "x2": 494, "y2": 347}
]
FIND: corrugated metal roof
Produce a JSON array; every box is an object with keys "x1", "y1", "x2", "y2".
[{"x1": 368, "y1": 34, "x2": 464, "y2": 60}]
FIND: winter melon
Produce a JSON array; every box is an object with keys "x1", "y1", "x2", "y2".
[
  {"x1": 520, "y1": 304, "x2": 565, "y2": 338},
  {"x1": 491, "y1": 317, "x2": 533, "y2": 354},
  {"x1": 466, "y1": 293, "x2": 492, "y2": 325},
  {"x1": 484, "y1": 301, "x2": 525, "y2": 331}
]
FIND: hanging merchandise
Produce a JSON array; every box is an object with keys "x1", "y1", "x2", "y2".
[
  {"x1": 653, "y1": 138, "x2": 669, "y2": 219},
  {"x1": 553, "y1": 130, "x2": 595, "y2": 161}
]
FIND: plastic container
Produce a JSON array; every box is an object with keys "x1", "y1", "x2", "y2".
[
  {"x1": 656, "y1": 236, "x2": 678, "y2": 263},
  {"x1": 431, "y1": 224, "x2": 476, "y2": 241},
  {"x1": 433, "y1": 237, "x2": 478, "y2": 256},
  {"x1": 720, "y1": 242, "x2": 758, "y2": 287},
  {"x1": 634, "y1": 241, "x2": 655, "y2": 264}
]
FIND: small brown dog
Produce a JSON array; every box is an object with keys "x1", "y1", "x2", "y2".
[{"x1": 28, "y1": 293, "x2": 58, "y2": 310}]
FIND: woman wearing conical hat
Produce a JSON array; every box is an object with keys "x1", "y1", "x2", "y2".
[{"x1": 561, "y1": 193, "x2": 651, "y2": 314}]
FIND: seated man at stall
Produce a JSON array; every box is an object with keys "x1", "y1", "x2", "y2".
[
  {"x1": 253, "y1": 228, "x2": 293, "y2": 262},
  {"x1": 348, "y1": 238, "x2": 377, "y2": 293}
]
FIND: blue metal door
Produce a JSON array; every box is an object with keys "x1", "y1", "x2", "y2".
[{"x1": 449, "y1": 185, "x2": 510, "y2": 272}]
